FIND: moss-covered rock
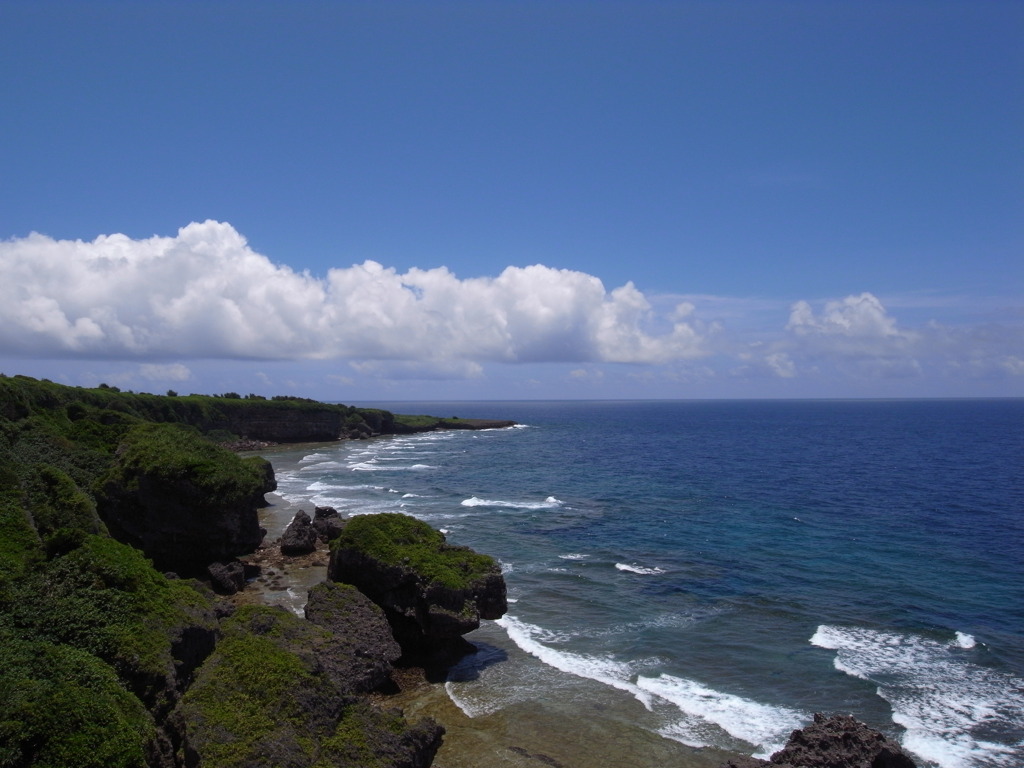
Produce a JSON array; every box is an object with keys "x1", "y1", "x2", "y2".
[
  {"x1": 96, "y1": 423, "x2": 272, "y2": 574},
  {"x1": 328, "y1": 513, "x2": 506, "y2": 662},
  {"x1": 176, "y1": 605, "x2": 443, "y2": 768}
]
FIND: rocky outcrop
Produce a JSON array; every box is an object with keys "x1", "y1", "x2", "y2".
[
  {"x1": 312, "y1": 505, "x2": 347, "y2": 542},
  {"x1": 719, "y1": 713, "x2": 917, "y2": 768},
  {"x1": 327, "y1": 513, "x2": 507, "y2": 663},
  {"x1": 174, "y1": 604, "x2": 443, "y2": 768},
  {"x1": 97, "y1": 423, "x2": 272, "y2": 575},
  {"x1": 280, "y1": 509, "x2": 318, "y2": 555},
  {"x1": 205, "y1": 560, "x2": 246, "y2": 594},
  {"x1": 304, "y1": 581, "x2": 402, "y2": 692}
]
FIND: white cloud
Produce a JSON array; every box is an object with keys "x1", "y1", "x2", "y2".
[
  {"x1": 787, "y1": 293, "x2": 904, "y2": 339},
  {"x1": 0, "y1": 221, "x2": 707, "y2": 366},
  {"x1": 2, "y1": 223, "x2": 1021, "y2": 395}
]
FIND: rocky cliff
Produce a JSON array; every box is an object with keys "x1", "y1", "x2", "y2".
[
  {"x1": 327, "y1": 512, "x2": 508, "y2": 664},
  {"x1": 96, "y1": 422, "x2": 274, "y2": 575}
]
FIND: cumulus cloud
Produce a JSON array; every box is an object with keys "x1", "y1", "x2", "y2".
[
  {"x1": 0, "y1": 221, "x2": 706, "y2": 366},
  {"x1": 787, "y1": 293, "x2": 905, "y2": 339},
  {"x1": 783, "y1": 292, "x2": 919, "y2": 364}
]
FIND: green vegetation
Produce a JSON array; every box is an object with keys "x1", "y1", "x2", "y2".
[
  {"x1": 0, "y1": 633, "x2": 153, "y2": 768},
  {"x1": 333, "y1": 513, "x2": 498, "y2": 590},
  {"x1": 0, "y1": 375, "x2": 456, "y2": 768},
  {"x1": 100, "y1": 422, "x2": 271, "y2": 508},
  {"x1": 179, "y1": 605, "x2": 434, "y2": 768},
  {"x1": 178, "y1": 606, "x2": 321, "y2": 767}
]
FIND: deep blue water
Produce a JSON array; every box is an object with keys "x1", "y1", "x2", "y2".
[{"x1": 265, "y1": 400, "x2": 1024, "y2": 768}]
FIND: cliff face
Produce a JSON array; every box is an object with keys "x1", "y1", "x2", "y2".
[
  {"x1": 327, "y1": 513, "x2": 508, "y2": 664},
  {"x1": 96, "y1": 423, "x2": 274, "y2": 575},
  {"x1": 198, "y1": 402, "x2": 348, "y2": 443}
]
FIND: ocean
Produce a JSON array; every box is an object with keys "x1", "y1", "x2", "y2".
[{"x1": 258, "y1": 400, "x2": 1024, "y2": 768}]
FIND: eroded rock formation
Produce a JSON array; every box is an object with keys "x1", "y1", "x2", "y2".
[
  {"x1": 327, "y1": 513, "x2": 507, "y2": 663},
  {"x1": 718, "y1": 713, "x2": 918, "y2": 768}
]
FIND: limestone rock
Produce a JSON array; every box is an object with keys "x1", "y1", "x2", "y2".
[
  {"x1": 205, "y1": 559, "x2": 246, "y2": 594},
  {"x1": 327, "y1": 513, "x2": 507, "y2": 663},
  {"x1": 97, "y1": 424, "x2": 271, "y2": 575},
  {"x1": 719, "y1": 713, "x2": 917, "y2": 768},
  {"x1": 771, "y1": 713, "x2": 917, "y2": 768},
  {"x1": 312, "y1": 505, "x2": 347, "y2": 542},
  {"x1": 304, "y1": 580, "x2": 401, "y2": 692},
  {"x1": 280, "y1": 509, "x2": 317, "y2": 555}
]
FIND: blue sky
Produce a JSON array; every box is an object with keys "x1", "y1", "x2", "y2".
[{"x1": 1, "y1": 0, "x2": 1021, "y2": 401}]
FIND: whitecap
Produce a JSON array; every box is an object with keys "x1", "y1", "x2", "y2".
[
  {"x1": 300, "y1": 460, "x2": 346, "y2": 471},
  {"x1": 616, "y1": 563, "x2": 666, "y2": 575},
  {"x1": 460, "y1": 496, "x2": 563, "y2": 510},
  {"x1": 637, "y1": 673, "x2": 806, "y2": 756},
  {"x1": 811, "y1": 624, "x2": 1024, "y2": 768},
  {"x1": 299, "y1": 452, "x2": 333, "y2": 463},
  {"x1": 559, "y1": 553, "x2": 590, "y2": 560},
  {"x1": 954, "y1": 632, "x2": 977, "y2": 650},
  {"x1": 349, "y1": 461, "x2": 436, "y2": 471}
]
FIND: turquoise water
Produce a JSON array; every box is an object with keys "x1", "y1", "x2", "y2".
[{"x1": 264, "y1": 400, "x2": 1024, "y2": 768}]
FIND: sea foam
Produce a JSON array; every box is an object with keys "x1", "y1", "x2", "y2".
[
  {"x1": 811, "y1": 624, "x2": 1024, "y2": 768},
  {"x1": 496, "y1": 615, "x2": 803, "y2": 754},
  {"x1": 615, "y1": 562, "x2": 665, "y2": 575},
  {"x1": 636, "y1": 673, "x2": 806, "y2": 756},
  {"x1": 496, "y1": 615, "x2": 656, "y2": 708}
]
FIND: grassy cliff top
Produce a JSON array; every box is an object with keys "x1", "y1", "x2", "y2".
[{"x1": 332, "y1": 513, "x2": 499, "y2": 590}]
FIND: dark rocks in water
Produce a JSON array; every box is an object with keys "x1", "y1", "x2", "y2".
[
  {"x1": 280, "y1": 509, "x2": 318, "y2": 555},
  {"x1": 312, "y1": 504, "x2": 347, "y2": 542},
  {"x1": 304, "y1": 581, "x2": 401, "y2": 692},
  {"x1": 719, "y1": 713, "x2": 918, "y2": 768},
  {"x1": 205, "y1": 559, "x2": 246, "y2": 594},
  {"x1": 327, "y1": 513, "x2": 507, "y2": 664}
]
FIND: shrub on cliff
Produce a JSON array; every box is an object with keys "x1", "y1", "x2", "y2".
[
  {"x1": 102, "y1": 422, "x2": 271, "y2": 507},
  {"x1": 176, "y1": 604, "x2": 443, "y2": 768},
  {"x1": 0, "y1": 633, "x2": 153, "y2": 768},
  {"x1": 6, "y1": 534, "x2": 219, "y2": 711}
]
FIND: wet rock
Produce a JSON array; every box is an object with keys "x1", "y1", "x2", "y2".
[{"x1": 719, "y1": 713, "x2": 917, "y2": 768}]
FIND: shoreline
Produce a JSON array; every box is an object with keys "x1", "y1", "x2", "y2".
[{"x1": 244, "y1": 480, "x2": 733, "y2": 768}]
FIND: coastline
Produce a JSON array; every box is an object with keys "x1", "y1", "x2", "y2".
[{"x1": 247, "y1": 482, "x2": 732, "y2": 768}]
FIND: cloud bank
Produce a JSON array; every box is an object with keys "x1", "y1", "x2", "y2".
[
  {"x1": 1, "y1": 221, "x2": 1021, "y2": 394},
  {"x1": 0, "y1": 221, "x2": 703, "y2": 365}
]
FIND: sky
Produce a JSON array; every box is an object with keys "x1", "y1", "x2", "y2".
[{"x1": 1, "y1": 0, "x2": 1021, "y2": 402}]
